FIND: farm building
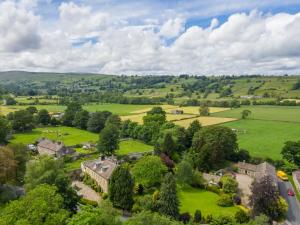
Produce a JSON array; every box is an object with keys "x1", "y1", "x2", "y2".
[
  {"x1": 203, "y1": 173, "x2": 221, "y2": 186},
  {"x1": 37, "y1": 138, "x2": 75, "y2": 158},
  {"x1": 237, "y1": 161, "x2": 277, "y2": 185},
  {"x1": 171, "y1": 109, "x2": 184, "y2": 114},
  {"x1": 81, "y1": 157, "x2": 118, "y2": 193}
]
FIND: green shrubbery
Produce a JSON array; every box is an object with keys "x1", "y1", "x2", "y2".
[{"x1": 83, "y1": 173, "x2": 102, "y2": 193}]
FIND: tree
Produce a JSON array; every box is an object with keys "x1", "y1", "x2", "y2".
[
  {"x1": 124, "y1": 211, "x2": 183, "y2": 225},
  {"x1": 132, "y1": 155, "x2": 167, "y2": 187},
  {"x1": 73, "y1": 110, "x2": 90, "y2": 129},
  {"x1": 62, "y1": 102, "x2": 82, "y2": 126},
  {"x1": 24, "y1": 155, "x2": 79, "y2": 212},
  {"x1": 0, "y1": 117, "x2": 10, "y2": 143},
  {"x1": 0, "y1": 147, "x2": 17, "y2": 184},
  {"x1": 87, "y1": 111, "x2": 111, "y2": 133},
  {"x1": 0, "y1": 184, "x2": 69, "y2": 225},
  {"x1": 161, "y1": 132, "x2": 175, "y2": 155},
  {"x1": 11, "y1": 110, "x2": 34, "y2": 132},
  {"x1": 241, "y1": 109, "x2": 251, "y2": 119},
  {"x1": 221, "y1": 175, "x2": 238, "y2": 194},
  {"x1": 109, "y1": 166, "x2": 134, "y2": 211},
  {"x1": 4, "y1": 96, "x2": 16, "y2": 105},
  {"x1": 250, "y1": 175, "x2": 287, "y2": 221},
  {"x1": 235, "y1": 209, "x2": 250, "y2": 223},
  {"x1": 194, "y1": 210, "x2": 202, "y2": 223},
  {"x1": 281, "y1": 141, "x2": 300, "y2": 167},
  {"x1": 67, "y1": 201, "x2": 121, "y2": 225},
  {"x1": 192, "y1": 126, "x2": 238, "y2": 171},
  {"x1": 37, "y1": 109, "x2": 51, "y2": 125},
  {"x1": 143, "y1": 107, "x2": 166, "y2": 126},
  {"x1": 98, "y1": 124, "x2": 120, "y2": 156},
  {"x1": 105, "y1": 114, "x2": 121, "y2": 128},
  {"x1": 158, "y1": 173, "x2": 180, "y2": 219},
  {"x1": 186, "y1": 120, "x2": 201, "y2": 146},
  {"x1": 199, "y1": 106, "x2": 209, "y2": 116},
  {"x1": 176, "y1": 160, "x2": 193, "y2": 186},
  {"x1": 26, "y1": 106, "x2": 38, "y2": 114}
]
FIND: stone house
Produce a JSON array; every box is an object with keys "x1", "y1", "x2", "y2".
[
  {"x1": 81, "y1": 157, "x2": 118, "y2": 193},
  {"x1": 171, "y1": 109, "x2": 184, "y2": 115},
  {"x1": 237, "y1": 161, "x2": 277, "y2": 185},
  {"x1": 37, "y1": 138, "x2": 75, "y2": 158}
]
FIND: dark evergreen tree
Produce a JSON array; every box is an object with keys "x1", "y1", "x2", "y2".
[
  {"x1": 109, "y1": 166, "x2": 134, "y2": 211},
  {"x1": 158, "y1": 173, "x2": 179, "y2": 219},
  {"x1": 162, "y1": 132, "x2": 175, "y2": 155},
  {"x1": 186, "y1": 120, "x2": 201, "y2": 147},
  {"x1": 98, "y1": 124, "x2": 120, "y2": 155},
  {"x1": 0, "y1": 117, "x2": 10, "y2": 143}
]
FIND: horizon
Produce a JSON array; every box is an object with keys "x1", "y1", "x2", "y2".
[{"x1": 1, "y1": 0, "x2": 300, "y2": 75}]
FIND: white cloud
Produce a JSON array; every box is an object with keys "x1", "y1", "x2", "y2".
[
  {"x1": 0, "y1": 1, "x2": 300, "y2": 75},
  {"x1": 159, "y1": 18, "x2": 185, "y2": 38},
  {"x1": 0, "y1": 1, "x2": 41, "y2": 52}
]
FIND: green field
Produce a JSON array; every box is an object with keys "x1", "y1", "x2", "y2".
[
  {"x1": 224, "y1": 120, "x2": 300, "y2": 159},
  {"x1": 0, "y1": 103, "x2": 159, "y2": 116},
  {"x1": 213, "y1": 105, "x2": 300, "y2": 123},
  {"x1": 179, "y1": 187, "x2": 238, "y2": 217},
  {"x1": 118, "y1": 139, "x2": 153, "y2": 155},
  {"x1": 10, "y1": 126, "x2": 98, "y2": 146}
]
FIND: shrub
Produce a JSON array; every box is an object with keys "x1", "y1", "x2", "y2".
[
  {"x1": 79, "y1": 198, "x2": 98, "y2": 207},
  {"x1": 180, "y1": 212, "x2": 191, "y2": 224},
  {"x1": 134, "y1": 184, "x2": 144, "y2": 195},
  {"x1": 191, "y1": 170, "x2": 205, "y2": 188},
  {"x1": 83, "y1": 173, "x2": 102, "y2": 193},
  {"x1": 102, "y1": 193, "x2": 108, "y2": 200},
  {"x1": 194, "y1": 210, "x2": 202, "y2": 223},
  {"x1": 206, "y1": 185, "x2": 221, "y2": 195},
  {"x1": 233, "y1": 195, "x2": 241, "y2": 205},
  {"x1": 235, "y1": 209, "x2": 250, "y2": 223},
  {"x1": 217, "y1": 194, "x2": 233, "y2": 207}
]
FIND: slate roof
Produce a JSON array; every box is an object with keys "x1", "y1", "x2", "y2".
[
  {"x1": 37, "y1": 138, "x2": 65, "y2": 152},
  {"x1": 82, "y1": 158, "x2": 118, "y2": 180}
]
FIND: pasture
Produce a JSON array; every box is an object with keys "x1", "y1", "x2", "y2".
[
  {"x1": 224, "y1": 120, "x2": 300, "y2": 159},
  {"x1": 165, "y1": 106, "x2": 230, "y2": 115},
  {"x1": 213, "y1": 105, "x2": 300, "y2": 123},
  {"x1": 174, "y1": 116, "x2": 237, "y2": 128},
  {"x1": 10, "y1": 126, "x2": 98, "y2": 146},
  {"x1": 179, "y1": 187, "x2": 238, "y2": 217}
]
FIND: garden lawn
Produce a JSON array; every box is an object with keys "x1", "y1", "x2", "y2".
[
  {"x1": 212, "y1": 105, "x2": 300, "y2": 123},
  {"x1": 224, "y1": 120, "x2": 300, "y2": 159},
  {"x1": 179, "y1": 187, "x2": 238, "y2": 217},
  {"x1": 64, "y1": 153, "x2": 99, "y2": 172},
  {"x1": 10, "y1": 126, "x2": 98, "y2": 146},
  {"x1": 118, "y1": 139, "x2": 153, "y2": 155}
]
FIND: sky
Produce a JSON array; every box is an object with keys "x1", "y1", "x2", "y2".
[{"x1": 0, "y1": 0, "x2": 300, "y2": 75}]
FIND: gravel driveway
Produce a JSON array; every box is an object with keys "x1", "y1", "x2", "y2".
[
  {"x1": 72, "y1": 181, "x2": 101, "y2": 202},
  {"x1": 236, "y1": 173, "x2": 253, "y2": 206}
]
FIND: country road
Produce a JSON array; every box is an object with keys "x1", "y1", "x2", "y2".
[{"x1": 278, "y1": 181, "x2": 300, "y2": 225}]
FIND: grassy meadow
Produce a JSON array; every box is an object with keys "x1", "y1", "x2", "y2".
[
  {"x1": 224, "y1": 119, "x2": 300, "y2": 159},
  {"x1": 118, "y1": 139, "x2": 153, "y2": 155},
  {"x1": 179, "y1": 187, "x2": 239, "y2": 217},
  {"x1": 174, "y1": 116, "x2": 237, "y2": 128}
]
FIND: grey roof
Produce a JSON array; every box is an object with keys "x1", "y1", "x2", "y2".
[
  {"x1": 237, "y1": 161, "x2": 258, "y2": 172},
  {"x1": 82, "y1": 158, "x2": 118, "y2": 180},
  {"x1": 238, "y1": 161, "x2": 276, "y2": 181},
  {"x1": 37, "y1": 138, "x2": 65, "y2": 152}
]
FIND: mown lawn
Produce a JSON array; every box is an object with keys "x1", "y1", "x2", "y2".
[
  {"x1": 118, "y1": 139, "x2": 153, "y2": 155},
  {"x1": 212, "y1": 105, "x2": 300, "y2": 123},
  {"x1": 224, "y1": 120, "x2": 300, "y2": 159},
  {"x1": 179, "y1": 187, "x2": 238, "y2": 217},
  {"x1": 10, "y1": 126, "x2": 99, "y2": 146}
]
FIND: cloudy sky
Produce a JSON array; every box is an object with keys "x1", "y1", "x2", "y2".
[{"x1": 1, "y1": 0, "x2": 300, "y2": 75}]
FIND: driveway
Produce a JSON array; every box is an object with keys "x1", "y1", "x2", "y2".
[
  {"x1": 278, "y1": 181, "x2": 300, "y2": 225},
  {"x1": 72, "y1": 181, "x2": 101, "y2": 202},
  {"x1": 236, "y1": 173, "x2": 253, "y2": 206}
]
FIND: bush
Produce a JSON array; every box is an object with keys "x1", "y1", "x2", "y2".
[
  {"x1": 83, "y1": 173, "x2": 102, "y2": 193},
  {"x1": 79, "y1": 198, "x2": 98, "y2": 207},
  {"x1": 102, "y1": 193, "x2": 108, "y2": 200},
  {"x1": 180, "y1": 212, "x2": 191, "y2": 223},
  {"x1": 134, "y1": 184, "x2": 144, "y2": 195},
  {"x1": 235, "y1": 209, "x2": 250, "y2": 223},
  {"x1": 233, "y1": 195, "x2": 241, "y2": 205},
  {"x1": 217, "y1": 194, "x2": 233, "y2": 207},
  {"x1": 194, "y1": 210, "x2": 202, "y2": 223},
  {"x1": 206, "y1": 185, "x2": 221, "y2": 195},
  {"x1": 191, "y1": 170, "x2": 205, "y2": 188}
]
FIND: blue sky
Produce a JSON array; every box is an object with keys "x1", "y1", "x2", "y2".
[{"x1": 0, "y1": 0, "x2": 300, "y2": 74}]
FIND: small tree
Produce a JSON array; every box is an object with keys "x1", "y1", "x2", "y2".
[
  {"x1": 98, "y1": 124, "x2": 120, "y2": 156},
  {"x1": 0, "y1": 117, "x2": 11, "y2": 143},
  {"x1": 281, "y1": 141, "x2": 300, "y2": 167},
  {"x1": 194, "y1": 210, "x2": 202, "y2": 223},
  {"x1": 109, "y1": 166, "x2": 134, "y2": 212},
  {"x1": 158, "y1": 173, "x2": 180, "y2": 219},
  {"x1": 161, "y1": 132, "x2": 175, "y2": 155},
  {"x1": 221, "y1": 175, "x2": 238, "y2": 194},
  {"x1": 199, "y1": 106, "x2": 210, "y2": 116},
  {"x1": 176, "y1": 160, "x2": 193, "y2": 186},
  {"x1": 241, "y1": 109, "x2": 251, "y2": 119},
  {"x1": 73, "y1": 110, "x2": 90, "y2": 129},
  {"x1": 37, "y1": 109, "x2": 51, "y2": 125}
]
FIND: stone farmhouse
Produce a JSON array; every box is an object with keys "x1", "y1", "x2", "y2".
[
  {"x1": 37, "y1": 138, "x2": 75, "y2": 158},
  {"x1": 81, "y1": 157, "x2": 118, "y2": 193},
  {"x1": 171, "y1": 109, "x2": 184, "y2": 114},
  {"x1": 237, "y1": 161, "x2": 277, "y2": 185}
]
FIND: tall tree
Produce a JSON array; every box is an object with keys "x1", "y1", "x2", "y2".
[
  {"x1": 0, "y1": 147, "x2": 17, "y2": 184},
  {"x1": 11, "y1": 110, "x2": 34, "y2": 132},
  {"x1": 161, "y1": 132, "x2": 175, "y2": 155},
  {"x1": 73, "y1": 110, "x2": 90, "y2": 129},
  {"x1": 87, "y1": 111, "x2": 111, "y2": 133},
  {"x1": 175, "y1": 160, "x2": 193, "y2": 186},
  {"x1": 25, "y1": 155, "x2": 79, "y2": 212},
  {"x1": 158, "y1": 173, "x2": 180, "y2": 219},
  {"x1": 241, "y1": 110, "x2": 251, "y2": 119},
  {"x1": 109, "y1": 166, "x2": 134, "y2": 211},
  {"x1": 98, "y1": 124, "x2": 120, "y2": 156},
  {"x1": 37, "y1": 109, "x2": 51, "y2": 125},
  {"x1": 105, "y1": 114, "x2": 121, "y2": 128},
  {"x1": 0, "y1": 184, "x2": 69, "y2": 225},
  {"x1": 250, "y1": 175, "x2": 287, "y2": 221},
  {"x1": 186, "y1": 120, "x2": 201, "y2": 146},
  {"x1": 62, "y1": 102, "x2": 82, "y2": 126},
  {"x1": 199, "y1": 106, "x2": 210, "y2": 116},
  {"x1": 0, "y1": 117, "x2": 10, "y2": 143},
  {"x1": 281, "y1": 141, "x2": 300, "y2": 167}
]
